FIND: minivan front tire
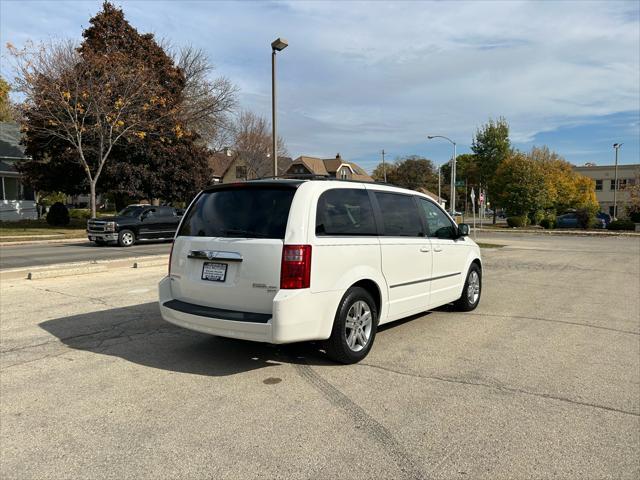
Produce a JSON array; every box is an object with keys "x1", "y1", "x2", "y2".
[
  {"x1": 455, "y1": 264, "x2": 482, "y2": 311},
  {"x1": 325, "y1": 287, "x2": 378, "y2": 364}
]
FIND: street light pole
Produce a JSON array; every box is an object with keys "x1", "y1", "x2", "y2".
[
  {"x1": 427, "y1": 135, "x2": 457, "y2": 215},
  {"x1": 613, "y1": 143, "x2": 622, "y2": 219},
  {"x1": 271, "y1": 38, "x2": 288, "y2": 177},
  {"x1": 381, "y1": 149, "x2": 387, "y2": 182}
]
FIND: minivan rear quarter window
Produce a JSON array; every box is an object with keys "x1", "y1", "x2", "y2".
[
  {"x1": 316, "y1": 188, "x2": 376, "y2": 236},
  {"x1": 179, "y1": 186, "x2": 296, "y2": 239},
  {"x1": 374, "y1": 192, "x2": 423, "y2": 237}
]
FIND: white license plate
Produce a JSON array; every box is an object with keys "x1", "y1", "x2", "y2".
[{"x1": 201, "y1": 262, "x2": 228, "y2": 282}]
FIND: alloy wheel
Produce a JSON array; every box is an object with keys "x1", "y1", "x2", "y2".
[
  {"x1": 344, "y1": 300, "x2": 372, "y2": 352},
  {"x1": 467, "y1": 270, "x2": 480, "y2": 304}
]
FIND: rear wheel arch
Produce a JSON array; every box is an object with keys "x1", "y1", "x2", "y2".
[{"x1": 350, "y1": 279, "x2": 382, "y2": 318}]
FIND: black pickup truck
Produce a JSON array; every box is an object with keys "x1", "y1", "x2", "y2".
[{"x1": 87, "y1": 205, "x2": 183, "y2": 247}]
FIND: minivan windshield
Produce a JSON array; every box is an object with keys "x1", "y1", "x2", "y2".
[{"x1": 178, "y1": 186, "x2": 296, "y2": 239}]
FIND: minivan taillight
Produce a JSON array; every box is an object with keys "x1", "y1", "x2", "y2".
[{"x1": 280, "y1": 245, "x2": 312, "y2": 289}]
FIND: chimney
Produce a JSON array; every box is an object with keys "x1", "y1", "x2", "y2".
[{"x1": 336, "y1": 153, "x2": 341, "y2": 160}]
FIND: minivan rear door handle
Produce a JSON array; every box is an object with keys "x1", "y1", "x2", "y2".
[
  {"x1": 420, "y1": 246, "x2": 430, "y2": 252},
  {"x1": 433, "y1": 246, "x2": 443, "y2": 252},
  {"x1": 188, "y1": 250, "x2": 243, "y2": 262}
]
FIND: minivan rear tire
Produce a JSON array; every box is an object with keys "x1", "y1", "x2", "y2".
[
  {"x1": 455, "y1": 264, "x2": 481, "y2": 311},
  {"x1": 325, "y1": 287, "x2": 378, "y2": 364}
]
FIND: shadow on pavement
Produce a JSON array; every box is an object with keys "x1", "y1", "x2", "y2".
[
  {"x1": 39, "y1": 302, "x2": 439, "y2": 377},
  {"x1": 39, "y1": 302, "x2": 333, "y2": 377}
]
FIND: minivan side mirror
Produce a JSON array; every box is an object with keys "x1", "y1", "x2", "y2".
[{"x1": 458, "y1": 223, "x2": 470, "y2": 237}]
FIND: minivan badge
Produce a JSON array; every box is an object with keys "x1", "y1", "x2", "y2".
[{"x1": 206, "y1": 251, "x2": 215, "y2": 260}]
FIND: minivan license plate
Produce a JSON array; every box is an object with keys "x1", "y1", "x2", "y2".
[{"x1": 201, "y1": 262, "x2": 227, "y2": 282}]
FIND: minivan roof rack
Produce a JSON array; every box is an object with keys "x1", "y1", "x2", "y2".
[{"x1": 253, "y1": 174, "x2": 397, "y2": 187}]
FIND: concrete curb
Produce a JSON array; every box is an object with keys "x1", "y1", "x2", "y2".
[
  {"x1": 474, "y1": 228, "x2": 640, "y2": 237},
  {"x1": 0, "y1": 237, "x2": 88, "y2": 247},
  {"x1": 0, "y1": 254, "x2": 169, "y2": 281}
]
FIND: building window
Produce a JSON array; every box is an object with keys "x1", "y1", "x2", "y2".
[
  {"x1": 610, "y1": 178, "x2": 628, "y2": 190},
  {"x1": 595, "y1": 179, "x2": 602, "y2": 191},
  {"x1": 235, "y1": 165, "x2": 247, "y2": 180},
  {"x1": 2, "y1": 177, "x2": 20, "y2": 200},
  {"x1": 340, "y1": 168, "x2": 349, "y2": 180}
]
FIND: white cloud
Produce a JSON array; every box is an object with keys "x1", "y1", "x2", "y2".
[{"x1": 1, "y1": 0, "x2": 638, "y2": 168}]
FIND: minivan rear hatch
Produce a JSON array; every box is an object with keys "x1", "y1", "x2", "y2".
[{"x1": 169, "y1": 183, "x2": 298, "y2": 315}]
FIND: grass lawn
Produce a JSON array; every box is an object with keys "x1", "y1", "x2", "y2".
[
  {"x1": 476, "y1": 242, "x2": 505, "y2": 249},
  {"x1": 0, "y1": 218, "x2": 87, "y2": 241}
]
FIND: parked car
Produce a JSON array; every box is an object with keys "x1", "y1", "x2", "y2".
[
  {"x1": 87, "y1": 205, "x2": 183, "y2": 247},
  {"x1": 596, "y1": 211, "x2": 612, "y2": 227},
  {"x1": 159, "y1": 179, "x2": 483, "y2": 363},
  {"x1": 556, "y1": 212, "x2": 606, "y2": 229}
]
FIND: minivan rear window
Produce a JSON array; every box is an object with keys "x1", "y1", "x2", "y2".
[{"x1": 178, "y1": 186, "x2": 296, "y2": 239}]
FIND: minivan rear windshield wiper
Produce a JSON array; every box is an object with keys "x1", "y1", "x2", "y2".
[{"x1": 220, "y1": 228, "x2": 270, "y2": 238}]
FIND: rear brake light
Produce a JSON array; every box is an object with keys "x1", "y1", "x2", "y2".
[{"x1": 280, "y1": 245, "x2": 312, "y2": 289}]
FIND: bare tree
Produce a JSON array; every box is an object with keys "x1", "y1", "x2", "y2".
[
  {"x1": 10, "y1": 41, "x2": 170, "y2": 216},
  {"x1": 233, "y1": 110, "x2": 288, "y2": 177},
  {"x1": 175, "y1": 46, "x2": 238, "y2": 147}
]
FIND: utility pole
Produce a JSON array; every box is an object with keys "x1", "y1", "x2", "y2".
[
  {"x1": 613, "y1": 143, "x2": 622, "y2": 219},
  {"x1": 381, "y1": 149, "x2": 387, "y2": 182}
]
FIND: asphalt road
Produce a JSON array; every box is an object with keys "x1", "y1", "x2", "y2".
[
  {"x1": 1, "y1": 234, "x2": 638, "y2": 479},
  {"x1": 0, "y1": 240, "x2": 172, "y2": 269}
]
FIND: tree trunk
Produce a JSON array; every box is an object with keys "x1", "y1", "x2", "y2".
[{"x1": 90, "y1": 182, "x2": 97, "y2": 219}]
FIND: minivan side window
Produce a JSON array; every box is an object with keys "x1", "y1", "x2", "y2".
[
  {"x1": 418, "y1": 198, "x2": 457, "y2": 239},
  {"x1": 374, "y1": 192, "x2": 423, "y2": 237},
  {"x1": 316, "y1": 188, "x2": 376, "y2": 236}
]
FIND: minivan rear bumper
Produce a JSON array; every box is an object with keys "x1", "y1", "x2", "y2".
[{"x1": 159, "y1": 276, "x2": 339, "y2": 344}]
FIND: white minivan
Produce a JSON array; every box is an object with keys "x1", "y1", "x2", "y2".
[{"x1": 159, "y1": 179, "x2": 482, "y2": 363}]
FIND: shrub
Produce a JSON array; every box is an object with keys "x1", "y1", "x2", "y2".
[
  {"x1": 607, "y1": 219, "x2": 635, "y2": 231},
  {"x1": 539, "y1": 215, "x2": 556, "y2": 229},
  {"x1": 629, "y1": 210, "x2": 640, "y2": 223},
  {"x1": 46, "y1": 202, "x2": 70, "y2": 226},
  {"x1": 507, "y1": 216, "x2": 528, "y2": 228},
  {"x1": 528, "y1": 210, "x2": 545, "y2": 226},
  {"x1": 575, "y1": 207, "x2": 596, "y2": 229},
  {"x1": 68, "y1": 208, "x2": 91, "y2": 220}
]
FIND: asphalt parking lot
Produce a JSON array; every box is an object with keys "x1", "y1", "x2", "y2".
[{"x1": 1, "y1": 233, "x2": 639, "y2": 479}]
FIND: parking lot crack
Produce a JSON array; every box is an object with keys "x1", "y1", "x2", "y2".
[{"x1": 358, "y1": 362, "x2": 640, "y2": 417}]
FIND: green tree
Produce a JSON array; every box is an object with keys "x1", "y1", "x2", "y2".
[
  {"x1": 372, "y1": 155, "x2": 437, "y2": 192},
  {"x1": 371, "y1": 161, "x2": 398, "y2": 183},
  {"x1": 0, "y1": 76, "x2": 14, "y2": 122},
  {"x1": 493, "y1": 152, "x2": 547, "y2": 219},
  {"x1": 472, "y1": 117, "x2": 511, "y2": 221}
]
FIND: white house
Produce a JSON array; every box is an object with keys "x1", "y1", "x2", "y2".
[{"x1": 0, "y1": 123, "x2": 37, "y2": 221}]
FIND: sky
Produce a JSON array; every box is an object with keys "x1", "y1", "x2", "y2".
[{"x1": 1, "y1": 0, "x2": 638, "y2": 173}]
